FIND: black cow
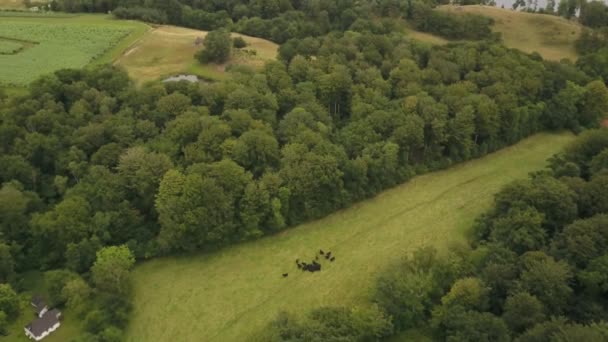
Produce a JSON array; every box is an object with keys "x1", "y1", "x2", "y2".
[
  {"x1": 297, "y1": 263, "x2": 302, "y2": 269},
  {"x1": 320, "y1": 250, "x2": 324, "y2": 255},
  {"x1": 295, "y1": 258, "x2": 299, "y2": 264},
  {"x1": 282, "y1": 273, "x2": 288, "y2": 277},
  {"x1": 330, "y1": 257, "x2": 335, "y2": 262}
]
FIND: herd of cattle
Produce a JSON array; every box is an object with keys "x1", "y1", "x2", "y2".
[{"x1": 282, "y1": 250, "x2": 335, "y2": 277}]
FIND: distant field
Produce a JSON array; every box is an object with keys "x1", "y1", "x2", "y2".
[
  {"x1": 114, "y1": 25, "x2": 278, "y2": 84},
  {"x1": 126, "y1": 133, "x2": 574, "y2": 342},
  {"x1": 0, "y1": 0, "x2": 25, "y2": 9},
  {"x1": 438, "y1": 5, "x2": 582, "y2": 61},
  {"x1": 0, "y1": 15, "x2": 148, "y2": 85}
]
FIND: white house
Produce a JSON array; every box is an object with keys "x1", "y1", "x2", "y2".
[
  {"x1": 30, "y1": 296, "x2": 48, "y2": 318},
  {"x1": 24, "y1": 308, "x2": 62, "y2": 341}
]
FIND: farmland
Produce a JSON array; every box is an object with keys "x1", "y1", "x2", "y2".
[
  {"x1": 126, "y1": 133, "x2": 574, "y2": 342},
  {"x1": 0, "y1": 15, "x2": 148, "y2": 85},
  {"x1": 114, "y1": 25, "x2": 278, "y2": 84}
]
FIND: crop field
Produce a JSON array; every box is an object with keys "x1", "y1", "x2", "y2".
[
  {"x1": 114, "y1": 25, "x2": 278, "y2": 84},
  {"x1": 438, "y1": 5, "x2": 582, "y2": 61},
  {"x1": 126, "y1": 133, "x2": 574, "y2": 342},
  {"x1": 0, "y1": 15, "x2": 148, "y2": 85}
]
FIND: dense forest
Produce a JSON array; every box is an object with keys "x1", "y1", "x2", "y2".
[
  {"x1": 0, "y1": 0, "x2": 607, "y2": 340},
  {"x1": 269, "y1": 129, "x2": 608, "y2": 341}
]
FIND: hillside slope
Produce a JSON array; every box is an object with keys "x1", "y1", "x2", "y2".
[
  {"x1": 126, "y1": 133, "x2": 574, "y2": 342},
  {"x1": 438, "y1": 5, "x2": 582, "y2": 61}
]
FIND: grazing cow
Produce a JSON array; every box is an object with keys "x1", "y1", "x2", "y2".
[
  {"x1": 315, "y1": 256, "x2": 319, "y2": 260},
  {"x1": 320, "y1": 250, "x2": 324, "y2": 255},
  {"x1": 283, "y1": 273, "x2": 288, "y2": 277},
  {"x1": 312, "y1": 260, "x2": 319, "y2": 266},
  {"x1": 330, "y1": 257, "x2": 335, "y2": 262},
  {"x1": 295, "y1": 259, "x2": 299, "y2": 264},
  {"x1": 297, "y1": 263, "x2": 302, "y2": 269},
  {"x1": 327, "y1": 252, "x2": 332, "y2": 258},
  {"x1": 325, "y1": 254, "x2": 330, "y2": 260}
]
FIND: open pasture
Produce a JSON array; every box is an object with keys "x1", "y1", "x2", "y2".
[
  {"x1": 126, "y1": 133, "x2": 574, "y2": 342},
  {"x1": 0, "y1": 15, "x2": 148, "y2": 85},
  {"x1": 438, "y1": 5, "x2": 582, "y2": 61},
  {"x1": 0, "y1": 0, "x2": 25, "y2": 9},
  {"x1": 114, "y1": 25, "x2": 278, "y2": 84}
]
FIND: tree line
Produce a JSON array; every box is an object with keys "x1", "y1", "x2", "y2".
[
  {"x1": 46, "y1": 0, "x2": 496, "y2": 43},
  {"x1": 268, "y1": 128, "x2": 608, "y2": 341}
]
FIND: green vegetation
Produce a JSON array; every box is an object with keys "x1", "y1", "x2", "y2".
[
  {"x1": 3, "y1": 272, "x2": 83, "y2": 342},
  {"x1": 1, "y1": 0, "x2": 608, "y2": 341},
  {"x1": 114, "y1": 25, "x2": 277, "y2": 84},
  {"x1": 195, "y1": 29, "x2": 232, "y2": 64},
  {"x1": 332, "y1": 129, "x2": 608, "y2": 341},
  {"x1": 0, "y1": 15, "x2": 147, "y2": 85},
  {"x1": 438, "y1": 6, "x2": 582, "y2": 61},
  {"x1": 0, "y1": 39, "x2": 24, "y2": 54},
  {"x1": 126, "y1": 133, "x2": 573, "y2": 342}
]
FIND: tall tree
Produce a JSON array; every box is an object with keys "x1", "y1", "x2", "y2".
[{"x1": 91, "y1": 245, "x2": 135, "y2": 295}]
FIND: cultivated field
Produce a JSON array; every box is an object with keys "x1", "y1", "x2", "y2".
[
  {"x1": 0, "y1": 15, "x2": 148, "y2": 85},
  {"x1": 439, "y1": 5, "x2": 582, "y2": 61},
  {"x1": 114, "y1": 25, "x2": 279, "y2": 84},
  {"x1": 126, "y1": 133, "x2": 574, "y2": 342}
]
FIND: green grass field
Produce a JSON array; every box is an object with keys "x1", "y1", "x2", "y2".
[
  {"x1": 126, "y1": 132, "x2": 574, "y2": 342},
  {"x1": 437, "y1": 5, "x2": 582, "y2": 61},
  {"x1": 114, "y1": 25, "x2": 278, "y2": 84},
  {"x1": 0, "y1": 15, "x2": 148, "y2": 85}
]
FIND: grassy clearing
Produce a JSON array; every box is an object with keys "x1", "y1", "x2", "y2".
[
  {"x1": 405, "y1": 28, "x2": 450, "y2": 45},
  {"x1": 438, "y1": 5, "x2": 582, "y2": 61},
  {"x1": 3, "y1": 272, "x2": 83, "y2": 342},
  {"x1": 0, "y1": 15, "x2": 148, "y2": 85},
  {"x1": 0, "y1": 0, "x2": 25, "y2": 9},
  {"x1": 114, "y1": 25, "x2": 278, "y2": 84},
  {"x1": 126, "y1": 132, "x2": 574, "y2": 342}
]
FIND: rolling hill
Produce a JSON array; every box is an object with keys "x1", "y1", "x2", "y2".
[{"x1": 438, "y1": 5, "x2": 582, "y2": 61}]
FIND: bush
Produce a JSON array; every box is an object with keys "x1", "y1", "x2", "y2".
[
  {"x1": 233, "y1": 36, "x2": 247, "y2": 49},
  {"x1": 195, "y1": 29, "x2": 232, "y2": 64}
]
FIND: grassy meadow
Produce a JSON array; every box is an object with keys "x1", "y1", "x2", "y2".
[
  {"x1": 0, "y1": 14, "x2": 148, "y2": 85},
  {"x1": 126, "y1": 132, "x2": 574, "y2": 342},
  {"x1": 0, "y1": 0, "x2": 26, "y2": 9},
  {"x1": 114, "y1": 25, "x2": 278, "y2": 84},
  {"x1": 438, "y1": 5, "x2": 582, "y2": 61}
]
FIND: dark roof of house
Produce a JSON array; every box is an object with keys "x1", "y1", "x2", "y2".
[
  {"x1": 31, "y1": 295, "x2": 46, "y2": 310},
  {"x1": 26, "y1": 309, "x2": 61, "y2": 337}
]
